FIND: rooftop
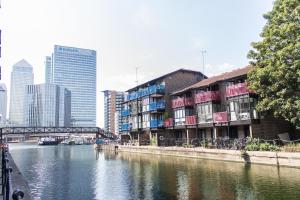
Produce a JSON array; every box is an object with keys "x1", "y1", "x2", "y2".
[
  {"x1": 127, "y1": 68, "x2": 206, "y2": 92},
  {"x1": 171, "y1": 65, "x2": 253, "y2": 95},
  {"x1": 13, "y1": 59, "x2": 32, "y2": 68}
]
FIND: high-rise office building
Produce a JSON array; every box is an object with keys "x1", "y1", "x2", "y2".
[
  {"x1": 103, "y1": 90, "x2": 124, "y2": 134},
  {"x1": 0, "y1": 83, "x2": 7, "y2": 126},
  {"x1": 9, "y1": 59, "x2": 34, "y2": 126},
  {"x1": 46, "y1": 45, "x2": 96, "y2": 127},
  {"x1": 24, "y1": 83, "x2": 71, "y2": 127},
  {"x1": 45, "y1": 56, "x2": 52, "y2": 83}
]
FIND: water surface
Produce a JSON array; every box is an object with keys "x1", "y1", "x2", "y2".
[{"x1": 10, "y1": 144, "x2": 300, "y2": 200}]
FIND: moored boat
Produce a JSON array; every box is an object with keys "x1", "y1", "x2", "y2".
[{"x1": 38, "y1": 137, "x2": 60, "y2": 145}]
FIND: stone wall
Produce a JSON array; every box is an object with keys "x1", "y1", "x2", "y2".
[{"x1": 118, "y1": 145, "x2": 300, "y2": 168}]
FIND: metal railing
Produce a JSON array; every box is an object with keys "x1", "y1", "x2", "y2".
[
  {"x1": 1, "y1": 144, "x2": 12, "y2": 200},
  {"x1": 1, "y1": 144, "x2": 25, "y2": 200}
]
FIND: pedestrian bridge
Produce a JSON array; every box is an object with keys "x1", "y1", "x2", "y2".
[{"x1": 0, "y1": 127, "x2": 116, "y2": 140}]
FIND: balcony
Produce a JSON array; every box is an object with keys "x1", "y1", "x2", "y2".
[
  {"x1": 226, "y1": 82, "x2": 255, "y2": 98},
  {"x1": 164, "y1": 118, "x2": 173, "y2": 127},
  {"x1": 213, "y1": 112, "x2": 228, "y2": 123},
  {"x1": 150, "y1": 119, "x2": 164, "y2": 128},
  {"x1": 149, "y1": 101, "x2": 166, "y2": 111},
  {"x1": 149, "y1": 84, "x2": 165, "y2": 95},
  {"x1": 172, "y1": 97, "x2": 194, "y2": 108},
  {"x1": 186, "y1": 115, "x2": 197, "y2": 125},
  {"x1": 121, "y1": 123, "x2": 131, "y2": 131},
  {"x1": 195, "y1": 91, "x2": 220, "y2": 104},
  {"x1": 137, "y1": 88, "x2": 150, "y2": 98},
  {"x1": 127, "y1": 92, "x2": 137, "y2": 101},
  {"x1": 121, "y1": 109, "x2": 130, "y2": 117}
]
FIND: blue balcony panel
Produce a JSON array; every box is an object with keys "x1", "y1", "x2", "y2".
[
  {"x1": 121, "y1": 123, "x2": 131, "y2": 131},
  {"x1": 121, "y1": 109, "x2": 130, "y2": 117},
  {"x1": 149, "y1": 101, "x2": 166, "y2": 111},
  {"x1": 150, "y1": 120, "x2": 164, "y2": 128}
]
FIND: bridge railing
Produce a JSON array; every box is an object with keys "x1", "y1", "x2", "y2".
[{"x1": 0, "y1": 127, "x2": 117, "y2": 140}]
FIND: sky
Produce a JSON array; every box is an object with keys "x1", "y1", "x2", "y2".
[{"x1": 0, "y1": 0, "x2": 274, "y2": 128}]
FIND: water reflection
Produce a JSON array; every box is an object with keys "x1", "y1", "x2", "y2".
[
  {"x1": 9, "y1": 144, "x2": 300, "y2": 200},
  {"x1": 107, "y1": 152, "x2": 300, "y2": 200}
]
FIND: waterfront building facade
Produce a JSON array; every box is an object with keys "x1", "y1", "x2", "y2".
[
  {"x1": 166, "y1": 66, "x2": 294, "y2": 144},
  {"x1": 46, "y1": 45, "x2": 96, "y2": 127},
  {"x1": 120, "y1": 69, "x2": 206, "y2": 144},
  {"x1": 9, "y1": 59, "x2": 34, "y2": 126},
  {"x1": 0, "y1": 83, "x2": 7, "y2": 126},
  {"x1": 23, "y1": 83, "x2": 71, "y2": 127},
  {"x1": 103, "y1": 90, "x2": 124, "y2": 135},
  {"x1": 121, "y1": 66, "x2": 294, "y2": 146}
]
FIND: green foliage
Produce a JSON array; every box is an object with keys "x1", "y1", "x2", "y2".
[
  {"x1": 245, "y1": 137, "x2": 280, "y2": 151},
  {"x1": 281, "y1": 143, "x2": 300, "y2": 152},
  {"x1": 150, "y1": 137, "x2": 157, "y2": 146},
  {"x1": 247, "y1": 0, "x2": 300, "y2": 126}
]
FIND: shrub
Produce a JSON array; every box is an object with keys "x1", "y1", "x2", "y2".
[
  {"x1": 245, "y1": 137, "x2": 279, "y2": 151},
  {"x1": 281, "y1": 143, "x2": 300, "y2": 152}
]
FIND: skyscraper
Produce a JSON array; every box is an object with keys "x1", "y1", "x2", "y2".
[
  {"x1": 46, "y1": 45, "x2": 96, "y2": 127},
  {"x1": 45, "y1": 56, "x2": 52, "y2": 83},
  {"x1": 0, "y1": 83, "x2": 7, "y2": 126},
  {"x1": 23, "y1": 83, "x2": 71, "y2": 127},
  {"x1": 9, "y1": 59, "x2": 34, "y2": 126},
  {"x1": 103, "y1": 90, "x2": 124, "y2": 134}
]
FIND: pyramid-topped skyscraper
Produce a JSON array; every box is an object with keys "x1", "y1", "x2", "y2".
[{"x1": 9, "y1": 59, "x2": 34, "y2": 126}]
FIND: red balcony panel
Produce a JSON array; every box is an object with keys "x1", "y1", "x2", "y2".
[
  {"x1": 172, "y1": 97, "x2": 194, "y2": 108},
  {"x1": 195, "y1": 91, "x2": 220, "y2": 104},
  {"x1": 172, "y1": 98, "x2": 184, "y2": 108},
  {"x1": 186, "y1": 115, "x2": 197, "y2": 125},
  {"x1": 164, "y1": 118, "x2": 173, "y2": 127},
  {"x1": 213, "y1": 112, "x2": 228, "y2": 123},
  {"x1": 225, "y1": 82, "x2": 255, "y2": 98}
]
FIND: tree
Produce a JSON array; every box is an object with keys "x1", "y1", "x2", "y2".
[{"x1": 248, "y1": 0, "x2": 300, "y2": 126}]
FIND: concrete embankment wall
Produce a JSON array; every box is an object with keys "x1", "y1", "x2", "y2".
[
  {"x1": 7, "y1": 153, "x2": 32, "y2": 200},
  {"x1": 116, "y1": 146, "x2": 300, "y2": 168}
]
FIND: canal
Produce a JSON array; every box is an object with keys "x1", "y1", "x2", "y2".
[{"x1": 9, "y1": 143, "x2": 300, "y2": 200}]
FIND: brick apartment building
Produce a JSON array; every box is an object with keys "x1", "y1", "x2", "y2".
[
  {"x1": 121, "y1": 66, "x2": 294, "y2": 145},
  {"x1": 121, "y1": 69, "x2": 206, "y2": 144}
]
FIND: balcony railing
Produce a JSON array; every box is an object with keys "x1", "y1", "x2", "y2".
[
  {"x1": 126, "y1": 92, "x2": 137, "y2": 101},
  {"x1": 149, "y1": 101, "x2": 166, "y2": 111},
  {"x1": 213, "y1": 112, "x2": 228, "y2": 123},
  {"x1": 172, "y1": 97, "x2": 194, "y2": 108},
  {"x1": 126, "y1": 84, "x2": 166, "y2": 101},
  {"x1": 149, "y1": 84, "x2": 165, "y2": 95},
  {"x1": 121, "y1": 109, "x2": 131, "y2": 117},
  {"x1": 150, "y1": 119, "x2": 164, "y2": 128},
  {"x1": 186, "y1": 115, "x2": 197, "y2": 125},
  {"x1": 194, "y1": 91, "x2": 220, "y2": 104},
  {"x1": 225, "y1": 82, "x2": 255, "y2": 98},
  {"x1": 121, "y1": 123, "x2": 131, "y2": 131},
  {"x1": 198, "y1": 114, "x2": 213, "y2": 124},
  {"x1": 164, "y1": 118, "x2": 173, "y2": 127}
]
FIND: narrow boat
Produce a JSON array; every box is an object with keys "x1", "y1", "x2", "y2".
[{"x1": 38, "y1": 137, "x2": 60, "y2": 145}]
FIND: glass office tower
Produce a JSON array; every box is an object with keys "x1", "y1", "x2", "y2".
[
  {"x1": 24, "y1": 83, "x2": 71, "y2": 127},
  {"x1": 45, "y1": 56, "x2": 52, "y2": 83},
  {"x1": 9, "y1": 59, "x2": 34, "y2": 126},
  {"x1": 46, "y1": 45, "x2": 96, "y2": 127}
]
